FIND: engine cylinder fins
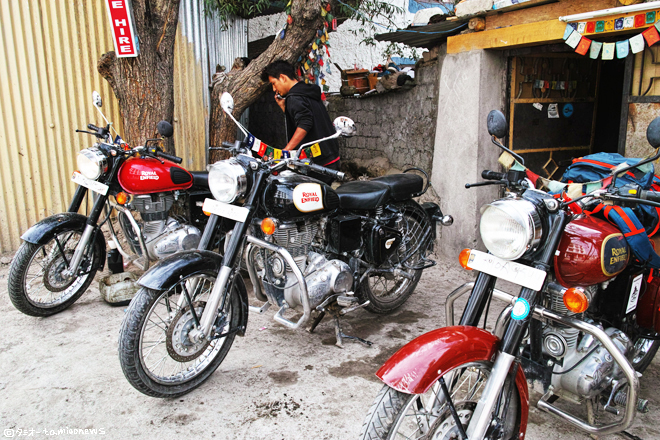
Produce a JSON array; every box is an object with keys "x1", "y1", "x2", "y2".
[{"x1": 272, "y1": 221, "x2": 319, "y2": 258}]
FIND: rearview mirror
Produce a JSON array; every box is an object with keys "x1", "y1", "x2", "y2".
[
  {"x1": 647, "y1": 116, "x2": 660, "y2": 149},
  {"x1": 92, "y1": 91, "x2": 102, "y2": 108},
  {"x1": 333, "y1": 116, "x2": 356, "y2": 137},
  {"x1": 157, "y1": 121, "x2": 174, "y2": 138},
  {"x1": 487, "y1": 110, "x2": 508, "y2": 139},
  {"x1": 221, "y1": 92, "x2": 234, "y2": 114}
]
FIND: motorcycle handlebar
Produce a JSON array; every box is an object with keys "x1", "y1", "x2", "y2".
[
  {"x1": 640, "y1": 189, "x2": 660, "y2": 203},
  {"x1": 156, "y1": 150, "x2": 183, "y2": 164},
  {"x1": 482, "y1": 170, "x2": 506, "y2": 181},
  {"x1": 307, "y1": 163, "x2": 345, "y2": 181},
  {"x1": 87, "y1": 123, "x2": 101, "y2": 132}
]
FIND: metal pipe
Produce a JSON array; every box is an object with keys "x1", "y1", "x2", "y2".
[
  {"x1": 198, "y1": 265, "x2": 232, "y2": 337},
  {"x1": 63, "y1": 224, "x2": 95, "y2": 277},
  {"x1": 244, "y1": 243, "x2": 268, "y2": 302},
  {"x1": 494, "y1": 305, "x2": 513, "y2": 339},
  {"x1": 246, "y1": 235, "x2": 311, "y2": 329},
  {"x1": 445, "y1": 282, "x2": 514, "y2": 326},
  {"x1": 114, "y1": 205, "x2": 150, "y2": 270},
  {"x1": 559, "y1": 2, "x2": 660, "y2": 22}
]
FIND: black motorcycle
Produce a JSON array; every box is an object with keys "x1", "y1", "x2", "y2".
[{"x1": 117, "y1": 92, "x2": 453, "y2": 397}]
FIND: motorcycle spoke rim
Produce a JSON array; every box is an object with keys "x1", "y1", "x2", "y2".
[
  {"x1": 138, "y1": 275, "x2": 230, "y2": 385},
  {"x1": 23, "y1": 232, "x2": 92, "y2": 307}
]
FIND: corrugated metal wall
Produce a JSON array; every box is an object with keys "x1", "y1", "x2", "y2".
[{"x1": 0, "y1": 0, "x2": 247, "y2": 253}]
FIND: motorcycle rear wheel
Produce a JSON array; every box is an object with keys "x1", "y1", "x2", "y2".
[
  {"x1": 630, "y1": 336, "x2": 660, "y2": 373},
  {"x1": 358, "y1": 201, "x2": 429, "y2": 314},
  {"x1": 8, "y1": 229, "x2": 102, "y2": 317},
  {"x1": 359, "y1": 361, "x2": 521, "y2": 440},
  {"x1": 118, "y1": 271, "x2": 240, "y2": 398}
]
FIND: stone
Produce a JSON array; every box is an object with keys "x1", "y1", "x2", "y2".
[
  {"x1": 0, "y1": 257, "x2": 12, "y2": 265},
  {"x1": 455, "y1": 0, "x2": 494, "y2": 18}
]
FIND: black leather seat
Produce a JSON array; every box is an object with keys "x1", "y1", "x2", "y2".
[
  {"x1": 372, "y1": 174, "x2": 424, "y2": 201},
  {"x1": 190, "y1": 171, "x2": 209, "y2": 188},
  {"x1": 335, "y1": 180, "x2": 391, "y2": 210}
]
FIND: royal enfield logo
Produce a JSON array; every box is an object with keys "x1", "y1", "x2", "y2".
[
  {"x1": 293, "y1": 183, "x2": 324, "y2": 213},
  {"x1": 140, "y1": 171, "x2": 159, "y2": 181}
]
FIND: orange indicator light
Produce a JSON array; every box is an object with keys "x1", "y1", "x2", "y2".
[
  {"x1": 115, "y1": 192, "x2": 128, "y2": 205},
  {"x1": 261, "y1": 218, "x2": 277, "y2": 235},
  {"x1": 563, "y1": 287, "x2": 589, "y2": 313},
  {"x1": 459, "y1": 249, "x2": 472, "y2": 270}
]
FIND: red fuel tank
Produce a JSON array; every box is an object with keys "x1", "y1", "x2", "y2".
[
  {"x1": 118, "y1": 157, "x2": 193, "y2": 195},
  {"x1": 554, "y1": 216, "x2": 630, "y2": 288}
]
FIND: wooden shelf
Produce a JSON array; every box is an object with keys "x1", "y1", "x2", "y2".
[{"x1": 513, "y1": 97, "x2": 596, "y2": 103}]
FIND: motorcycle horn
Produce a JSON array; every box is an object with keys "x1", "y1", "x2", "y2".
[
  {"x1": 157, "y1": 121, "x2": 174, "y2": 138},
  {"x1": 647, "y1": 116, "x2": 660, "y2": 149},
  {"x1": 487, "y1": 110, "x2": 508, "y2": 139}
]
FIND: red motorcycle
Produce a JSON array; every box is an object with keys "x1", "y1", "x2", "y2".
[
  {"x1": 8, "y1": 92, "x2": 215, "y2": 316},
  {"x1": 360, "y1": 112, "x2": 660, "y2": 439}
]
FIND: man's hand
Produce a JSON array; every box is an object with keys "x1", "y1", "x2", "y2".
[{"x1": 275, "y1": 93, "x2": 285, "y2": 112}]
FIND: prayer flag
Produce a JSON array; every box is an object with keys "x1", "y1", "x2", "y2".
[
  {"x1": 602, "y1": 42, "x2": 615, "y2": 60},
  {"x1": 643, "y1": 25, "x2": 660, "y2": 46},
  {"x1": 629, "y1": 34, "x2": 645, "y2": 54},
  {"x1": 590, "y1": 41, "x2": 603, "y2": 59},
  {"x1": 616, "y1": 39, "x2": 630, "y2": 59},
  {"x1": 576, "y1": 36, "x2": 591, "y2": 55}
]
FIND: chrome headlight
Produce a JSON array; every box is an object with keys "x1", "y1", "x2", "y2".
[
  {"x1": 479, "y1": 199, "x2": 542, "y2": 260},
  {"x1": 77, "y1": 147, "x2": 107, "y2": 180},
  {"x1": 207, "y1": 159, "x2": 248, "y2": 203}
]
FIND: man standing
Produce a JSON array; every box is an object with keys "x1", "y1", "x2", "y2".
[{"x1": 261, "y1": 60, "x2": 341, "y2": 184}]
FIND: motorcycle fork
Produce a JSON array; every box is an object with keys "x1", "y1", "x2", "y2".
[
  {"x1": 466, "y1": 210, "x2": 569, "y2": 440},
  {"x1": 63, "y1": 191, "x2": 108, "y2": 278},
  {"x1": 68, "y1": 185, "x2": 88, "y2": 213}
]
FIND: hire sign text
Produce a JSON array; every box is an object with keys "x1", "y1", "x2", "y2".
[{"x1": 105, "y1": 0, "x2": 139, "y2": 57}]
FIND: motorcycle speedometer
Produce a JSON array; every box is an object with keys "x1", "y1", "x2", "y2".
[
  {"x1": 480, "y1": 199, "x2": 542, "y2": 260},
  {"x1": 207, "y1": 159, "x2": 248, "y2": 203},
  {"x1": 77, "y1": 147, "x2": 108, "y2": 180}
]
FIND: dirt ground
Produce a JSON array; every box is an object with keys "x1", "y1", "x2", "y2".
[{"x1": 1, "y1": 252, "x2": 659, "y2": 440}]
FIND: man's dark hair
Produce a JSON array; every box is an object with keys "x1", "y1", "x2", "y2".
[{"x1": 261, "y1": 60, "x2": 297, "y2": 82}]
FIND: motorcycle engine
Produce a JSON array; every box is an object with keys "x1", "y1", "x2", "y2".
[
  {"x1": 255, "y1": 220, "x2": 353, "y2": 309},
  {"x1": 130, "y1": 194, "x2": 201, "y2": 260}
]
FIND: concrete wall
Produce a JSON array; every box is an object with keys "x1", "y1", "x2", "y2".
[{"x1": 431, "y1": 49, "x2": 507, "y2": 258}]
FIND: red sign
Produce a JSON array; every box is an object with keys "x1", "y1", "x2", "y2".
[{"x1": 105, "y1": 0, "x2": 138, "y2": 57}]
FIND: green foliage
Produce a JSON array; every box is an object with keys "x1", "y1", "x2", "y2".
[{"x1": 203, "y1": 0, "x2": 272, "y2": 27}]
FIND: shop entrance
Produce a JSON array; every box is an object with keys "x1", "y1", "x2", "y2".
[{"x1": 507, "y1": 51, "x2": 626, "y2": 179}]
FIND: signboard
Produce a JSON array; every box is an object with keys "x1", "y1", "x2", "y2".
[{"x1": 105, "y1": 0, "x2": 139, "y2": 57}]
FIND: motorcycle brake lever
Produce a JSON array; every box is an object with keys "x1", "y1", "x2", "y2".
[{"x1": 465, "y1": 180, "x2": 507, "y2": 189}]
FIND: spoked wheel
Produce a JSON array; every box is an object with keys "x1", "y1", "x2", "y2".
[
  {"x1": 7, "y1": 229, "x2": 102, "y2": 317},
  {"x1": 118, "y1": 272, "x2": 240, "y2": 398},
  {"x1": 359, "y1": 362, "x2": 521, "y2": 440},
  {"x1": 359, "y1": 201, "x2": 431, "y2": 313},
  {"x1": 629, "y1": 336, "x2": 660, "y2": 373}
]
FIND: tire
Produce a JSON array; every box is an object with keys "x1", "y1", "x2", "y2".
[
  {"x1": 359, "y1": 361, "x2": 521, "y2": 440},
  {"x1": 358, "y1": 200, "x2": 431, "y2": 314},
  {"x1": 7, "y1": 229, "x2": 102, "y2": 317},
  {"x1": 118, "y1": 271, "x2": 240, "y2": 398},
  {"x1": 630, "y1": 336, "x2": 660, "y2": 373}
]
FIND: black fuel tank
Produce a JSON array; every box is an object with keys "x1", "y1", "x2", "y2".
[{"x1": 263, "y1": 171, "x2": 339, "y2": 219}]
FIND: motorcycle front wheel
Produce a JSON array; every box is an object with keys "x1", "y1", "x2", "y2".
[
  {"x1": 118, "y1": 271, "x2": 240, "y2": 398},
  {"x1": 8, "y1": 229, "x2": 103, "y2": 317},
  {"x1": 359, "y1": 361, "x2": 521, "y2": 440},
  {"x1": 359, "y1": 201, "x2": 429, "y2": 314}
]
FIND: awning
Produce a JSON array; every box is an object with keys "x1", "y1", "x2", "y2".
[{"x1": 375, "y1": 20, "x2": 468, "y2": 49}]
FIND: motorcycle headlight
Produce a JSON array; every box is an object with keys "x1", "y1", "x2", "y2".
[
  {"x1": 207, "y1": 159, "x2": 248, "y2": 203},
  {"x1": 480, "y1": 199, "x2": 542, "y2": 260},
  {"x1": 77, "y1": 147, "x2": 107, "y2": 180}
]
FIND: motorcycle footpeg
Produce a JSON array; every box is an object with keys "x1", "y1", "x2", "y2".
[
  {"x1": 339, "y1": 300, "x2": 370, "y2": 316},
  {"x1": 337, "y1": 295, "x2": 358, "y2": 307}
]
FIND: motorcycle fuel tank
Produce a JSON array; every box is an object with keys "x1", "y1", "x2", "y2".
[
  {"x1": 118, "y1": 157, "x2": 193, "y2": 195},
  {"x1": 554, "y1": 216, "x2": 630, "y2": 287},
  {"x1": 263, "y1": 171, "x2": 339, "y2": 219}
]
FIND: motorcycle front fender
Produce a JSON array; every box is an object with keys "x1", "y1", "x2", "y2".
[
  {"x1": 376, "y1": 325, "x2": 529, "y2": 437},
  {"x1": 137, "y1": 250, "x2": 248, "y2": 336}
]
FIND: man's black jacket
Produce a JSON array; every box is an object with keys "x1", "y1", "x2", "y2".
[{"x1": 284, "y1": 82, "x2": 340, "y2": 166}]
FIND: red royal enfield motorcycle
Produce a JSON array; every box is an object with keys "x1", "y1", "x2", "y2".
[
  {"x1": 359, "y1": 112, "x2": 660, "y2": 439},
  {"x1": 8, "y1": 92, "x2": 214, "y2": 317}
]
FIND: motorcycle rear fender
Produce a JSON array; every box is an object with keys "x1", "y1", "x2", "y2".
[
  {"x1": 376, "y1": 325, "x2": 529, "y2": 438},
  {"x1": 21, "y1": 212, "x2": 106, "y2": 270},
  {"x1": 138, "y1": 250, "x2": 248, "y2": 336}
]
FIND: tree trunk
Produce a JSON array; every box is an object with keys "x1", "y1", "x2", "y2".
[
  {"x1": 98, "y1": 0, "x2": 182, "y2": 154},
  {"x1": 208, "y1": 0, "x2": 338, "y2": 163}
]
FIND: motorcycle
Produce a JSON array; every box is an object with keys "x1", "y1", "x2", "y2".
[
  {"x1": 8, "y1": 91, "x2": 213, "y2": 316},
  {"x1": 359, "y1": 111, "x2": 660, "y2": 439},
  {"x1": 117, "y1": 92, "x2": 453, "y2": 398}
]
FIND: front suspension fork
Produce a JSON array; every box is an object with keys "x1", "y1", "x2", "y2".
[{"x1": 63, "y1": 191, "x2": 107, "y2": 277}]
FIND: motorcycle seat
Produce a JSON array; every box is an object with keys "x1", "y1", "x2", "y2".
[
  {"x1": 190, "y1": 171, "x2": 209, "y2": 188},
  {"x1": 372, "y1": 174, "x2": 424, "y2": 201},
  {"x1": 335, "y1": 180, "x2": 391, "y2": 210}
]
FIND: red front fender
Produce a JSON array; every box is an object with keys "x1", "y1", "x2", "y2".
[{"x1": 376, "y1": 326, "x2": 529, "y2": 437}]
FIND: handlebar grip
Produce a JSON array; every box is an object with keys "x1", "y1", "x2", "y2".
[
  {"x1": 308, "y1": 163, "x2": 345, "y2": 181},
  {"x1": 88, "y1": 124, "x2": 101, "y2": 132},
  {"x1": 481, "y1": 170, "x2": 506, "y2": 181},
  {"x1": 640, "y1": 190, "x2": 660, "y2": 203},
  {"x1": 157, "y1": 151, "x2": 183, "y2": 164}
]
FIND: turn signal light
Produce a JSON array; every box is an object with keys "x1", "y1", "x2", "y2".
[
  {"x1": 563, "y1": 287, "x2": 589, "y2": 313},
  {"x1": 459, "y1": 249, "x2": 472, "y2": 270},
  {"x1": 115, "y1": 192, "x2": 128, "y2": 205},
  {"x1": 261, "y1": 218, "x2": 277, "y2": 235},
  {"x1": 203, "y1": 210, "x2": 211, "y2": 216}
]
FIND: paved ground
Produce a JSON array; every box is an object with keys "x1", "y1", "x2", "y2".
[{"x1": 1, "y1": 252, "x2": 659, "y2": 440}]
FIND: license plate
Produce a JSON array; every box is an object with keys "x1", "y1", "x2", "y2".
[
  {"x1": 202, "y1": 198, "x2": 249, "y2": 223},
  {"x1": 71, "y1": 171, "x2": 109, "y2": 196},
  {"x1": 467, "y1": 249, "x2": 547, "y2": 291}
]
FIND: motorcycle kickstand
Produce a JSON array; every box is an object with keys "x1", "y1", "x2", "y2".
[
  {"x1": 333, "y1": 314, "x2": 373, "y2": 348},
  {"x1": 307, "y1": 311, "x2": 326, "y2": 334}
]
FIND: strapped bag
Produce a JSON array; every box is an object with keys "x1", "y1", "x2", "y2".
[{"x1": 560, "y1": 152, "x2": 660, "y2": 268}]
